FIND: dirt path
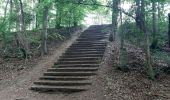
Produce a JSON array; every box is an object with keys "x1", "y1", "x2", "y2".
[{"x1": 0, "y1": 31, "x2": 81, "y2": 100}]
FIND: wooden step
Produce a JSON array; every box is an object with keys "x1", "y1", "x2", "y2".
[
  {"x1": 52, "y1": 64, "x2": 99, "y2": 68},
  {"x1": 75, "y1": 41, "x2": 108, "y2": 44},
  {"x1": 61, "y1": 54, "x2": 104, "y2": 58},
  {"x1": 66, "y1": 48, "x2": 105, "y2": 52},
  {"x1": 74, "y1": 41, "x2": 107, "y2": 44},
  {"x1": 33, "y1": 80, "x2": 92, "y2": 86},
  {"x1": 79, "y1": 35, "x2": 108, "y2": 37},
  {"x1": 71, "y1": 44, "x2": 106, "y2": 47},
  {"x1": 58, "y1": 57, "x2": 101, "y2": 61},
  {"x1": 55, "y1": 61, "x2": 99, "y2": 64},
  {"x1": 31, "y1": 85, "x2": 88, "y2": 92},
  {"x1": 63, "y1": 52, "x2": 104, "y2": 55},
  {"x1": 47, "y1": 67, "x2": 98, "y2": 72},
  {"x1": 65, "y1": 50, "x2": 104, "y2": 53},
  {"x1": 43, "y1": 72, "x2": 97, "y2": 76},
  {"x1": 79, "y1": 37, "x2": 108, "y2": 39},
  {"x1": 70, "y1": 45, "x2": 106, "y2": 48},
  {"x1": 39, "y1": 76, "x2": 89, "y2": 81},
  {"x1": 76, "y1": 38, "x2": 106, "y2": 41},
  {"x1": 76, "y1": 41, "x2": 108, "y2": 43},
  {"x1": 69, "y1": 45, "x2": 106, "y2": 49}
]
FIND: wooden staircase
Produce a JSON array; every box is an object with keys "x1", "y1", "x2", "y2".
[{"x1": 30, "y1": 25, "x2": 110, "y2": 93}]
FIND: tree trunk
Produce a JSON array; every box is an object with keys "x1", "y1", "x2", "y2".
[
  {"x1": 41, "y1": 6, "x2": 48, "y2": 55},
  {"x1": 150, "y1": 1, "x2": 158, "y2": 49},
  {"x1": 55, "y1": 3, "x2": 61, "y2": 29},
  {"x1": 8, "y1": 0, "x2": 13, "y2": 31},
  {"x1": 168, "y1": 13, "x2": 170, "y2": 47},
  {"x1": 19, "y1": 0, "x2": 25, "y2": 31},
  {"x1": 135, "y1": 0, "x2": 142, "y2": 29},
  {"x1": 55, "y1": 15, "x2": 61, "y2": 28},
  {"x1": 152, "y1": 1, "x2": 157, "y2": 40},
  {"x1": 35, "y1": 0, "x2": 41, "y2": 29},
  {"x1": 157, "y1": 2, "x2": 160, "y2": 33},
  {"x1": 141, "y1": 0, "x2": 155, "y2": 79},
  {"x1": 14, "y1": 0, "x2": 29, "y2": 59},
  {"x1": 112, "y1": 0, "x2": 120, "y2": 41},
  {"x1": 73, "y1": 8, "x2": 78, "y2": 27},
  {"x1": 119, "y1": 1, "x2": 128, "y2": 71},
  {"x1": 73, "y1": 17, "x2": 78, "y2": 27}
]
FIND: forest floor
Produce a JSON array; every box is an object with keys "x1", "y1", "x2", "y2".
[{"x1": 0, "y1": 27, "x2": 170, "y2": 100}]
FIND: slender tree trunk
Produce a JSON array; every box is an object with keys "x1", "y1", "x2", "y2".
[
  {"x1": 73, "y1": 8, "x2": 78, "y2": 27},
  {"x1": 112, "y1": 0, "x2": 120, "y2": 41},
  {"x1": 19, "y1": 0, "x2": 25, "y2": 31},
  {"x1": 35, "y1": 0, "x2": 41, "y2": 29},
  {"x1": 135, "y1": 0, "x2": 142, "y2": 29},
  {"x1": 55, "y1": 3, "x2": 61, "y2": 28},
  {"x1": 150, "y1": 1, "x2": 158, "y2": 49},
  {"x1": 119, "y1": 1, "x2": 128, "y2": 71},
  {"x1": 55, "y1": 15, "x2": 61, "y2": 28},
  {"x1": 152, "y1": 1, "x2": 157, "y2": 40},
  {"x1": 14, "y1": 0, "x2": 19, "y2": 31},
  {"x1": 120, "y1": 6, "x2": 123, "y2": 50},
  {"x1": 73, "y1": 15, "x2": 78, "y2": 27},
  {"x1": 41, "y1": 6, "x2": 48, "y2": 55},
  {"x1": 31, "y1": 0, "x2": 36, "y2": 29},
  {"x1": 36, "y1": 12, "x2": 39, "y2": 29},
  {"x1": 8, "y1": 0, "x2": 13, "y2": 31},
  {"x1": 141, "y1": 0, "x2": 155, "y2": 79},
  {"x1": 168, "y1": 13, "x2": 170, "y2": 47},
  {"x1": 14, "y1": 0, "x2": 29, "y2": 59},
  {"x1": 157, "y1": 2, "x2": 160, "y2": 33},
  {"x1": 68, "y1": 11, "x2": 72, "y2": 27},
  {"x1": 73, "y1": 18, "x2": 78, "y2": 27}
]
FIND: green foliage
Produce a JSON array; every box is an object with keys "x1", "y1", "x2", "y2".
[
  {"x1": 119, "y1": 21, "x2": 145, "y2": 47},
  {"x1": 0, "y1": 0, "x2": 103, "y2": 58},
  {"x1": 24, "y1": 12, "x2": 34, "y2": 25},
  {"x1": 28, "y1": 32, "x2": 41, "y2": 45},
  {"x1": 55, "y1": 3, "x2": 86, "y2": 27},
  {"x1": 48, "y1": 33, "x2": 65, "y2": 41}
]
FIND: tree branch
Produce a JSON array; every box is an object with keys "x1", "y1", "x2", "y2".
[
  {"x1": 55, "y1": 0, "x2": 136, "y2": 20},
  {"x1": 119, "y1": 8, "x2": 136, "y2": 19},
  {"x1": 55, "y1": 0, "x2": 111, "y2": 8}
]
